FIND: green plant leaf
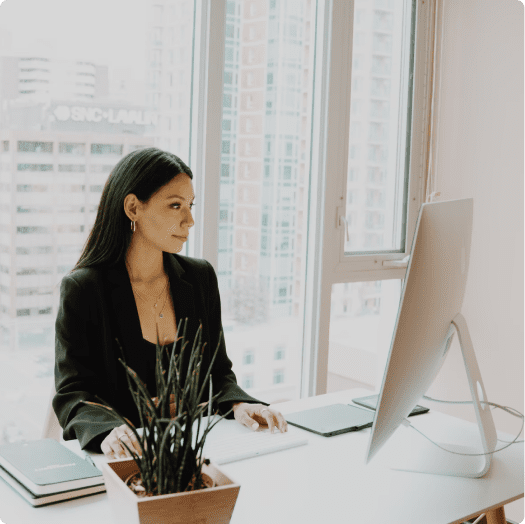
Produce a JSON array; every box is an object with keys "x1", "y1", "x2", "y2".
[{"x1": 87, "y1": 318, "x2": 233, "y2": 496}]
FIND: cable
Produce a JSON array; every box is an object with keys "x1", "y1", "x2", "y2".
[
  {"x1": 422, "y1": 395, "x2": 524, "y2": 443},
  {"x1": 423, "y1": 394, "x2": 524, "y2": 438},
  {"x1": 399, "y1": 395, "x2": 525, "y2": 457}
]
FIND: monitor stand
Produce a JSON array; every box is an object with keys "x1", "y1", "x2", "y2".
[{"x1": 386, "y1": 312, "x2": 498, "y2": 478}]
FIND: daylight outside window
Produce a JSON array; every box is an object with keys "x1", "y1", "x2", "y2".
[
  {"x1": 0, "y1": 0, "x2": 417, "y2": 444},
  {"x1": 328, "y1": 0, "x2": 415, "y2": 393},
  {"x1": 0, "y1": 0, "x2": 193, "y2": 443}
]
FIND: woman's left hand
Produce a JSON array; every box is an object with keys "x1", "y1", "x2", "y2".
[{"x1": 233, "y1": 403, "x2": 289, "y2": 433}]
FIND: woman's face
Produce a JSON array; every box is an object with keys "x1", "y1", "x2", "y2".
[{"x1": 127, "y1": 173, "x2": 195, "y2": 253}]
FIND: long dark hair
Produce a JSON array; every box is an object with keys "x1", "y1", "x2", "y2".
[{"x1": 68, "y1": 147, "x2": 193, "y2": 275}]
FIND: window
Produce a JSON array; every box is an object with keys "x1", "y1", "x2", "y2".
[
  {"x1": 59, "y1": 143, "x2": 85, "y2": 155},
  {"x1": 274, "y1": 346, "x2": 285, "y2": 360},
  {"x1": 18, "y1": 141, "x2": 53, "y2": 153},
  {"x1": 273, "y1": 369, "x2": 284, "y2": 385},
  {"x1": 243, "y1": 350, "x2": 254, "y2": 365},
  {"x1": 17, "y1": 164, "x2": 53, "y2": 171},
  {"x1": 58, "y1": 165, "x2": 85, "y2": 172},
  {"x1": 328, "y1": 0, "x2": 418, "y2": 393},
  {"x1": 0, "y1": 0, "x2": 194, "y2": 444},
  {"x1": 90, "y1": 164, "x2": 113, "y2": 173},
  {"x1": 1, "y1": 0, "x2": 429, "y2": 447},
  {"x1": 91, "y1": 144, "x2": 123, "y2": 155}
]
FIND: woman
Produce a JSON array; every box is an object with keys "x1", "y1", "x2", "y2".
[{"x1": 53, "y1": 147, "x2": 288, "y2": 460}]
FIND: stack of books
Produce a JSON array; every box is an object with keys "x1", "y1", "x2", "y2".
[{"x1": 0, "y1": 438, "x2": 105, "y2": 507}]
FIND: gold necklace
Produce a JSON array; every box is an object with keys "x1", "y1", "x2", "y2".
[{"x1": 126, "y1": 261, "x2": 170, "y2": 319}]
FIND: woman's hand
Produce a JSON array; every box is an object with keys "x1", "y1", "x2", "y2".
[
  {"x1": 100, "y1": 424, "x2": 142, "y2": 459},
  {"x1": 232, "y1": 403, "x2": 289, "y2": 433},
  {"x1": 101, "y1": 396, "x2": 214, "y2": 459}
]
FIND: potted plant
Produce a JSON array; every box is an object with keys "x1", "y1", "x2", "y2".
[{"x1": 82, "y1": 318, "x2": 241, "y2": 524}]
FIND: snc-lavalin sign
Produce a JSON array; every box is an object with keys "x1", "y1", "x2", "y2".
[{"x1": 53, "y1": 105, "x2": 157, "y2": 126}]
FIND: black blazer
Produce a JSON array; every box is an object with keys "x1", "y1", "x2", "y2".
[{"x1": 53, "y1": 251, "x2": 268, "y2": 452}]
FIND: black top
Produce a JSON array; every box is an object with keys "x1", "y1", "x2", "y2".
[
  {"x1": 53, "y1": 252, "x2": 268, "y2": 452},
  {"x1": 132, "y1": 338, "x2": 205, "y2": 398},
  {"x1": 125, "y1": 338, "x2": 168, "y2": 398}
]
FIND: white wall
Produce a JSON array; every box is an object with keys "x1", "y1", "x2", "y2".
[{"x1": 424, "y1": 0, "x2": 523, "y2": 520}]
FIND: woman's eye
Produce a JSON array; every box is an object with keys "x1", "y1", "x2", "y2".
[{"x1": 172, "y1": 203, "x2": 195, "y2": 209}]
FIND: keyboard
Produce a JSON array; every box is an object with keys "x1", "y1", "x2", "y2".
[{"x1": 202, "y1": 429, "x2": 309, "y2": 465}]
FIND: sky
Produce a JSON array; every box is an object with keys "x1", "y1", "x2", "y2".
[{"x1": 0, "y1": 0, "x2": 149, "y2": 72}]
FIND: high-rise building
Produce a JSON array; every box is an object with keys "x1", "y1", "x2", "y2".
[
  {"x1": 141, "y1": 0, "x2": 402, "y2": 401},
  {"x1": 0, "y1": 95, "x2": 155, "y2": 352},
  {"x1": 0, "y1": 56, "x2": 104, "y2": 104},
  {"x1": 141, "y1": 0, "x2": 312, "y2": 403},
  {"x1": 143, "y1": 0, "x2": 193, "y2": 154}
]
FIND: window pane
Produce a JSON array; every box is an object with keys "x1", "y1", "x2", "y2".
[
  {"x1": 344, "y1": 1, "x2": 415, "y2": 254},
  {"x1": 218, "y1": 0, "x2": 315, "y2": 404},
  {"x1": 328, "y1": 279, "x2": 401, "y2": 392},
  {"x1": 0, "y1": 0, "x2": 194, "y2": 443}
]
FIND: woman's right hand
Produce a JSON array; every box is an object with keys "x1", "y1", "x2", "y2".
[
  {"x1": 101, "y1": 396, "x2": 176, "y2": 458},
  {"x1": 100, "y1": 395, "x2": 210, "y2": 459},
  {"x1": 100, "y1": 424, "x2": 142, "y2": 459}
]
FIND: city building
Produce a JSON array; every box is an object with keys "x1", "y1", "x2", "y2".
[
  {"x1": 0, "y1": 98, "x2": 156, "y2": 352},
  {"x1": 0, "y1": 0, "x2": 403, "y2": 408},
  {"x1": 139, "y1": 0, "x2": 401, "y2": 401}
]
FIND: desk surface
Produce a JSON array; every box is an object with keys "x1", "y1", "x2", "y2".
[{"x1": 0, "y1": 388, "x2": 523, "y2": 524}]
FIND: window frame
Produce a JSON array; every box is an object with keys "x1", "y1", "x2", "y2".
[{"x1": 190, "y1": 0, "x2": 435, "y2": 398}]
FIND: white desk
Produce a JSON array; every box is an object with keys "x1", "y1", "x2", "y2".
[{"x1": 0, "y1": 388, "x2": 522, "y2": 524}]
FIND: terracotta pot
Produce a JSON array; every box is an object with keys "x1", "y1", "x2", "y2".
[{"x1": 102, "y1": 458, "x2": 241, "y2": 524}]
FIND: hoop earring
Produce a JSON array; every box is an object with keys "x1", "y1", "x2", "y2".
[{"x1": 131, "y1": 220, "x2": 136, "y2": 232}]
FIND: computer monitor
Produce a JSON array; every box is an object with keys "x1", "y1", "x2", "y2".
[{"x1": 365, "y1": 198, "x2": 497, "y2": 478}]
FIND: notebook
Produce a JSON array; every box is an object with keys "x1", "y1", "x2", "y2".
[
  {"x1": 0, "y1": 439, "x2": 103, "y2": 495},
  {"x1": 284, "y1": 403, "x2": 375, "y2": 437},
  {"x1": 0, "y1": 462, "x2": 105, "y2": 507}
]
